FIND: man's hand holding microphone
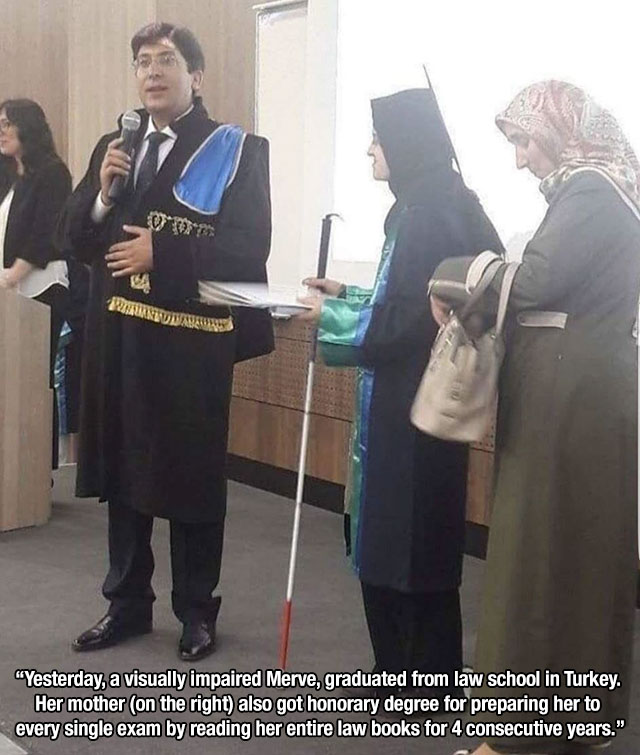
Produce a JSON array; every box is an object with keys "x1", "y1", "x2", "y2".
[{"x1": 99, "y1": 111, "x2": 154, "y2": 278}]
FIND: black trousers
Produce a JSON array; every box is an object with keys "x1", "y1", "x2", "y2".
[
  {"x1": 102, "y1": 499, "x2": 224, "y2": 624},
  {"x1": 34, "y1": 283, "x2": 69, "y2": 470},
  {"x1": 360, "y1": 581, "x2": 462, "y2": 687}
]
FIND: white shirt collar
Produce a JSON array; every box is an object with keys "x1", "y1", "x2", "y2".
[{"x1": 144, "y1": 103, "x2": 194, "y2": 141}]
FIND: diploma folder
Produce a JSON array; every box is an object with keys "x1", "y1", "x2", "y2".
[{"x1": 198, "y1": 281, "x2": 312, "y2": 317}]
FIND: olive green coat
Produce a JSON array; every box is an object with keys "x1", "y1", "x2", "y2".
[{"x1": 436, "y1": 170, "x2": 639, "y2": 752}]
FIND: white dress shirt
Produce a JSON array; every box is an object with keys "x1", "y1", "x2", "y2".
[
  {"x1": 91, "y1": 104, "x2": 194, "y2": 224},
  {"x1": 0, "y1": 188, "x2": 14, "y2": 253}
]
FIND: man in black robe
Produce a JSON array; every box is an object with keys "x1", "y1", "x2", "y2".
[{"x1": 57, "y1": 22, "x2": 272, "y2": 660}]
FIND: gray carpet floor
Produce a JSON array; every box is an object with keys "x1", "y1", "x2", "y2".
[{"x1": 0, "y1": 466, "x2": 637, "y2": 755}]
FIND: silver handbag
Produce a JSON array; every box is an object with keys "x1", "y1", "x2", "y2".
[{"x1": 410, "y1": 261, "x2": 519, "y2": 443}]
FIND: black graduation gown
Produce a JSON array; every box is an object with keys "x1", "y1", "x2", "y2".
[
  {"x1": 57, "y1": 102, "x2": 273, "y2": 522},
  {"x1": 318, "y1": 88, "x2": 503, "y2": 593},
  {"x1": 321, "y1": 175, "x2": 503, "y2": 593},
  {"x1": 320, "y1": 89, "x2": 502, "y2": 593}
]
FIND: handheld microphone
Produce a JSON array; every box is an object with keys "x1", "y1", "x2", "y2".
[{"x1": 107, "y1": 110, "x2": 142, "y2": 202}]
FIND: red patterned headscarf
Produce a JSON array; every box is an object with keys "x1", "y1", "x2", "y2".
[{"x1": 496, "y1": 80, "x2": 640, "y2": 211}]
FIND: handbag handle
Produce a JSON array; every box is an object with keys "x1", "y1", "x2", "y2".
[
  {"x1": 459, "y1": 259, "x2": 502, "y2": 320},
  {"x1": 495, "y1": 262, "x2": 519, "y2": 336},
  {"x1": 458, "y1": 260, "x2": 519, "y2": 333}
]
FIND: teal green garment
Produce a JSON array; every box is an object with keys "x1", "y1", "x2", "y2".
[
  {"x1": 316, "y1": 220, "x2": 400, "y2": 570},
  {"x1": 345, "y1": 285, "x2": 373, "y2": 302},
  {"x1": 317, "y1": 228, "x2": 398, "y2": 362},
  {"x1": 317, "y1": 289, "x2": 372, "y2": 367}
]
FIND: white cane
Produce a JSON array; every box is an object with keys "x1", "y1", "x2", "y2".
[{"x1": 279, "y1": 214, "x2": 338, "y2": 669}]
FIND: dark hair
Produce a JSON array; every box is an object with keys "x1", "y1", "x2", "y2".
[
  {"x1": 0, "y1": 98, "x2": 59, "y2": 176},
  {"x1": 131, "y1": 22, "x2": 205, "y2": 72}
]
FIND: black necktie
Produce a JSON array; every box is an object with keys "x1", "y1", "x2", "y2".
[{"x1": 134, "y1": 131, "x2": 169, "y2": 202}]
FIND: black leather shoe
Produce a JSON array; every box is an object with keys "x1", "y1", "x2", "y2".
[
  {"x1": 178, "y1": 619, "x2": 216, "y2": 661},
  {"x1": 72, "y1": 613, "x2": 152, "y2": 652}
]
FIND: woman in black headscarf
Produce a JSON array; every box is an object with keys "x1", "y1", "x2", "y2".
[{"x1": 299, "y1": 88, "x2": 503, "y2": 693}]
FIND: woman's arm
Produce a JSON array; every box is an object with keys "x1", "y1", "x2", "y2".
[
  {"x1": 430, "y1": 173, "x2": 624, "y2": 316},
  {"x1": 501, "y1": 173, "x2": 615, "y2": 311},
  {"x1": 0, "y1": 258, "x2": 35, "y2": 288},
  {"x1": 318, "y1": 210, "x2": 444, "y2": 368}
]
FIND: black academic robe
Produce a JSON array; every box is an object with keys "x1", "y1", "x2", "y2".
[
  {"x1": 320, "y1": 88, "x2": 505, "y2": 594},
  {"x1": 320, "y1": 170, "x2": 504, "y2": 592},
  {"x1": 57, "y1": 101, "x2": 273, "y2": 522}
]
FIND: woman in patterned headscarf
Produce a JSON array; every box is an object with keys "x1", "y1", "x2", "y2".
[
  {"x1": 436, "y1": 81, "x2": 640, "y2": 755},
  {"x1": 497, "y1": 79, "x2": 640, "y2": 210}
]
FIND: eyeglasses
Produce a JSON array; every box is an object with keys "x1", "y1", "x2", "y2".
[
  {"x1": 0, "y1": 118, "x2": 13, "y2": 134},
  {"x1": 132, "y1": 52, "x2": 181, "y2": 75}
]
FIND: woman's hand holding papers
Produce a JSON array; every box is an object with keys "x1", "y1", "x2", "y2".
[
  {"x1": 295, "y1": 291, "x2": 325, "y2": 323},
  {"x1": 295, "y1": 277, "x2": 346, "y2": 323},
  {"x1": 303, "y1": 277, "x2": 345, "y2": 297}
]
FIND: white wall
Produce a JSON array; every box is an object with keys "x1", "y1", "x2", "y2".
[
  {"x1": 257, "y1": 0, "x2": 640, "y2": 287},
  {"x1": 332, "y1": 0, "x2": 640, "y2": 280},
  {"x1": 256, "y1": 2, "x2": 309, "y2": 288}
]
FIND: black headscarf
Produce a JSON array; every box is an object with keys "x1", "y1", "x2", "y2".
[{"x1": 371, "y1": 88, "x2": 455, "y2": 198}]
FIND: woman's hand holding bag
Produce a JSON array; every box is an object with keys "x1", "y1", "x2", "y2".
[{"x1": 411, "y1": 261, "x2": 519, "y2": 443}]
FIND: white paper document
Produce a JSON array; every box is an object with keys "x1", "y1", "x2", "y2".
[{"x1": 198, "y1": 281, "x2": 312, "y2": 316}]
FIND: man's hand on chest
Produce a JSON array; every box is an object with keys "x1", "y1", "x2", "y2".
[{"x1": 105, "y1": 224, "x2": 154, "y2": 277}]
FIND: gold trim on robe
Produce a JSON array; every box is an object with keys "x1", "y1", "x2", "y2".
[
  {"x1": 107, "y1": 296, "x2": 233, "y2": 333},
  {"x1": 147, "y1": 210, "x2": 216, "y2": 237},
  {"x1": 130, "y1": 273, "x2": 151, "y2": 294}
]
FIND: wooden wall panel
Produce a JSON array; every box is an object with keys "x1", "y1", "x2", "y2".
[
  {"x1": 233, "y1": 317, "x2": 496, "y2": 525},
  {"x1": 155, "y1": 0, "x2": 257, "y2": 129},
  {"x1": 229, "y1": 396, "x2": 351, "y2": 485},
  {"x1": 67, "y1": 0, "x2": 157, "y2": 183},
  {"x1": 0, "y1": 0, "x2": 256, "y2": 181},
  {"x1": 230, "y1": 400, "x2": 496, "y2": 526},
  {"x1": 233, "y1": 319, "x2": 356, "y2": 420},
  {"x1": 0, "y1": 0, "x2": 69, "y2": 160},
  {"x1": 0, "y1": 290, "x2": 52, "y2": 531}
]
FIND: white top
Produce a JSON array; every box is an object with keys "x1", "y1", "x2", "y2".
[
  {"x1": 0, "y1": 188, "x2": 14, "y2": 253},
  {"x1": 0, "y1": 186, "x2": 68, "y2": 298}
]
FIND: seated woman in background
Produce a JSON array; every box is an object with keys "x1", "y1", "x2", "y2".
[
  {"x1": 431, "y1": 81, "x2": 640, "y2": 755},
  {"x1": 0, "y1": 98, "x2": 72, "y2": 469},
  {"x1": 298, "y1": 88, "x2": 503, "y2": 699}
]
